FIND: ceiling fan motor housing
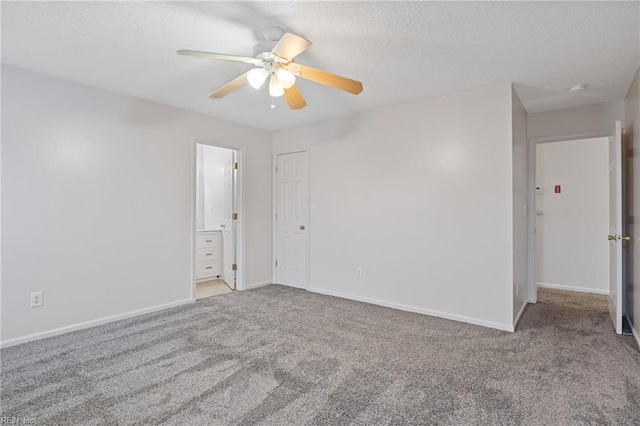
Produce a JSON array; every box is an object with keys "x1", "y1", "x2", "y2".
[
  {"x1": 253, "y1": 26, "x2": 285, "y2": 58},
  {"x1": 253, "y1": 41, "x2": 278, "y2": 58}
]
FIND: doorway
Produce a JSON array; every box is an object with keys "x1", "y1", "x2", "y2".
[
  {"x1": 529, "y1": 121, "x2": 626, "y2": 334},
  {"x1": 274, "y1": 151, "x2": 309, "y2": 289},
  {"x1": 194, "y1": 143, "x2": 241, "y2": 300},
  {"x1": 534, "y1": 137, "x2": 610, "y2": 296}
]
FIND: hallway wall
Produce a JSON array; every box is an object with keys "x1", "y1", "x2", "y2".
[
  {"x1": 528, "y1": 100, "x2": 625, "y2": 140},
  {"x1": 535, "y1": 138, "x2": 610, "y2": 294},
  {"x1": 624, "y1": 68, "x2": 640, "y2": 343}
]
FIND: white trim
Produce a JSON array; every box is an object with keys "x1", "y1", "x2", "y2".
[
  {"x1": 305, "y1": 149, "x2": 310, "y2": 290},
  {"x1": 626, "y1": 315, "x2": 640, "y2": 350},
  {"x1": 513, "y1": 301, "x2": 528, "y2": 329},
  {"x1": 526, "y1": 134, "x2": 537, "y2": 304},
  {"x1": 236, "y1": 148, "x2": 246, "y2": 291},
  {"x1": 537, "y1": 282, "x2": 609, "y2": 295},
  {"x1": 272, "y1": 150, "x2": 277, "y2": 284},
  {"x1": 195, "y1": 275, "x2": 222, "y2": 283},
  {"x1": 0, "y1": 298, "x2": 193, "y2": 348},
  {"x1": 308, "y1": 287, "x2": 514, "y2": 332},
  {"x1": 529, "y1": 130, "x2": 610, "y2": 145},
  {"x1": 245, "y1": 281, "x2": 272, "y2": 290},
  {"x1": 190, "y1": 141, "x2": 197, "y2": 302}
]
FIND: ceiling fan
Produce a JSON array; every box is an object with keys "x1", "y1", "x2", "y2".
[{"x1": 177, "y1": 27, "x2": 363, "y2": 110}]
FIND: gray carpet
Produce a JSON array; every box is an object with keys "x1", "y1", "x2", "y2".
[{"x1": 1, "y1": 286, "x2": 639, "y2": 425}]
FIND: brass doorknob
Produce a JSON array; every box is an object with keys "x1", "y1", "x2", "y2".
[
  {"x1": 299, "y1": 225, "x2": 306, "y2": 230},
  {"x1": 608, "y1": 235, "x2": 616, "y2": 241},
  {"x1": 622, "y1": 236, "x2": 631, "y2": 241}
]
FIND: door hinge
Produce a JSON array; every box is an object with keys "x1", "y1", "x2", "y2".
[
  {"x1": 275, "y1": 260, "x2": 278, "y2": 267},
  {"x1": 232, "y1": 263, "x2": 237, "y2": 271},
  {"x1": 232, "y1": 213, "x2": 238, "y2": 220},
  {"x1": 276, "y1": 165, "x2": 278, "y2": 173},
  {"x1": 232, "y1": 162, "x2": 238, "y2": 170}
]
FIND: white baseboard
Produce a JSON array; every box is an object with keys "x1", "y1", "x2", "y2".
[
  {"x1": 537, "y1": 282, "x2": 609, "y2": 295},
  {"x1": 245, "y1": 280, "x2": 272, "y2": 290},
  {"x1": 0, "y1": 298, "x2": 193, "y2": 349},
  {"x1": 196, "y1": 275, "x2": 221, "y2": 283},
  {"x1": 514, "y1": 301, "x2": 528, "y2": 329},
  {"x1": 627, "y1": 315, "x2": 640, "y2": 351},
  {"x1": 308, "y1": 287, "x2": 514, "y2": 332}
]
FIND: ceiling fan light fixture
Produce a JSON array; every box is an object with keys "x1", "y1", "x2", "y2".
[
  {"x1": 276, "y1": 68, "x2": 296, "y2": 89},
  {"x1": 247, "y1": 68, "x2": 269, "y2": 89},
  {"x1": 179, "y1": 30, "x2": 363, "y2": 109},
  {"x1": 269, "y1": 75, "x2": 285, "y2": 97}
]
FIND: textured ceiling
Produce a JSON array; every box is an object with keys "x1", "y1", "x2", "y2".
[{"x1": 2, "y1": 1, "x2": 639, "y2": 131}]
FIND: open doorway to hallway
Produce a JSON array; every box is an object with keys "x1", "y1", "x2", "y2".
[
  {"x1": 534, "y1": 137, "x2": 610, "y2": 296},
  {"x1": 195, "y1": 143, "x2": 238, "y2": 300}
]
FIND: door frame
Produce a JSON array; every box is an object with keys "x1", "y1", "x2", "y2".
[
  {"x1": 191, "y1": 140, "x2": 245, "y2": 302},
  {"x1": 608, "y1": 121, "x2": 624, "y2": 334},
  {"x1": 526, "y1": 130, "x2": 611, "y2": 304},
  {"x1": 272, "y1": 149, "x2": 310, "y2": 289}
]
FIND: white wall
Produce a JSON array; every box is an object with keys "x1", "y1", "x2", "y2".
[
  {"x1": 512, "y1": 88, "x2": 528, "y2": 323},
  {"x1": 528, "y1": 100, "x2": 625, "y2": 141},
  {"x1": 196, "y1": 144, "x2": 233, "y2": 231},
  {"x1": 273, "y1": 84, "x2": 517, "y2": 331},
  {"x1": 535, "y1": 138, "x2": 610, "y2": 294},
  {"x1": 624, "y1": 68, "x2": 640, "y2": 343},
  {"x1": 1, "y1": 65, "x2": 272, "y2": 345}
]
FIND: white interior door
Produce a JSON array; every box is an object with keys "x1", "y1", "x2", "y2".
[
  {"x1": 222, "y1": 152, "x2": 236, "y2": 288},
  {"x1": 276, "y1": 152, "x2": 308, "y2": 289},
  {"x1": 608, "y1": 121, "x2": 623, "y2": 334}
]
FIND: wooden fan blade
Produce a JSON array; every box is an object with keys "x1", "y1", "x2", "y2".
[
  {"x1": 283, "y1": 85, "x2": 307, "y2": 110},
  {"x1": 271, "y1": 33, "x2": 311, "y2": 60},
  {"x1": 177, "y1": 50, "x2": 261, "y2": 65},
  {"x1": 287, "y1": 63, "x2": 363, "y2": 95},
  {"x1": 209, "y1": 72, "x2": 249, "y2": 99}
]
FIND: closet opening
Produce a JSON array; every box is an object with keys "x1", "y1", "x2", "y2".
[{"x1": 194, "y1": 143, "x2": 239, "y2": 300}]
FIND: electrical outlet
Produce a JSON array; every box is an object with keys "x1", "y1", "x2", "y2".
[
  {"x1": 30, "y1": 292, "x2": 43, "y2": 308},
  {"x1": 355, "y1": 267, "x2": 363, "y2": 278}
]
